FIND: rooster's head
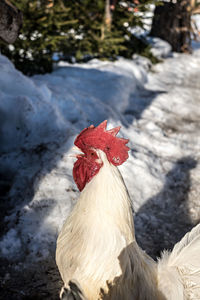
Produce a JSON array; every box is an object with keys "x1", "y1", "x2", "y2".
[{"x1": 73, "y1": 120, "x2": 130, "y2": 191}]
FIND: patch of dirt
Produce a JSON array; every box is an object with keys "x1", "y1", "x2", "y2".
[{"x1": 0, "y1": 258, "x2": 62, "y2": 300}]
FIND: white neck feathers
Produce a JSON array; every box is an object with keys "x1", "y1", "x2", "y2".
[{"x1": 77, "y1": 150, "x2": 135, "y2": 242}]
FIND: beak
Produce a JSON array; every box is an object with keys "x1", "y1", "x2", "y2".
[
  {"x1": 72, "y1": 146, "x2": 81, "y2": 152},
  {"x1": 68, "y1": 146, "x2": 84, "y2": 158}
]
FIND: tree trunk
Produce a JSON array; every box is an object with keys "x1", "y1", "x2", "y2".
[
  {"x1": 0, "y1": 0, "x2": 22, "y2": 44},
  {"x1": 150, "y1": 0, "x2": 191, "y2": 53},
  {"x1": 101, "y1": 0, "x2": 112, "y2": 40},
  {"x1": 105, "y1": 0, "x2": 112, "y2": 30}
]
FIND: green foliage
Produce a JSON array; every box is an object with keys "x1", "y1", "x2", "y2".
[
  {"x1": 64, "y1": 0, "x2": 158, "y2": 61},
  {"x1": 0, "y1": 0, "x2": 158, "y2": 75}
]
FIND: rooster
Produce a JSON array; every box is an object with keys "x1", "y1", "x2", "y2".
[{"x1": 56, "y1": 120, "x2": 200, "y2": 300}]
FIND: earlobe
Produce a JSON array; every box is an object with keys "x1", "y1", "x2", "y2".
[{"x1": 95, "y1": 158, "x2": 102, "y2": 164}]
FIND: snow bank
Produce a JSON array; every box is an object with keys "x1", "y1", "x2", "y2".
[{"x1": 0, "y1": 55, "x2": 70, "y2": 154}]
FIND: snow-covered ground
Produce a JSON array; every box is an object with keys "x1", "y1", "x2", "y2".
[{"x1": 1, "y1": 40, "x2": 200, "y2": 298}]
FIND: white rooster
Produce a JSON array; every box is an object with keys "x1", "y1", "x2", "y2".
[{"x1": 56, "y1": 120, "x2": 200, "y2": 300}]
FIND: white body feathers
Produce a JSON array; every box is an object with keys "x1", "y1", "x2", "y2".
[
  {"x1": 56, "y1": 150, "x2": 200, "y2": 300},
  {"x1": 158, "y1": 223, "x2": 200, "y2": 300}
]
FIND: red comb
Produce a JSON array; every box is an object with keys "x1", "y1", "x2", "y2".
[{"x1": 74, "y1": 120, "x2": 130, "y2": 166}]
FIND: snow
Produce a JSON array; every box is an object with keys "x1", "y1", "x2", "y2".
[
  {"x1": 147, "y1": 37, "x2": 172, "y2": 58},
  {"x1": 1, "y1": 40, "x2": 200, "y2": 297}
]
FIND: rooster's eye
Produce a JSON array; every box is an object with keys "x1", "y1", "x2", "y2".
[{"x1": 89, "y1": 151, "x2": 97, "y2": 158}]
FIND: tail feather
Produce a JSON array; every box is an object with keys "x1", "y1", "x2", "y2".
[
  {"x1": 158, "y1": 223, "x2": 200, "y2": 299},
  {"x1": 169, "y1": 223, "x2": 200, "y2": 264},
  {"x1": 60, "y1": 280, "x2": 87, "y2": 300}
]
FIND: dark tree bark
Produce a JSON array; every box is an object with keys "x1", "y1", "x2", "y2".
[
  {"x1": 0, "y1": 0, "x2": 22, "y2": 44},
  {"x1": 150, "y1": 0, "x2": 191, "y2": 53}
]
